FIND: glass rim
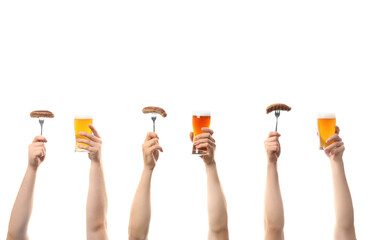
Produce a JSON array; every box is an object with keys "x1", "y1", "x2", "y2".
[
  {"x1": 192, "y1": 110, "x2": 211, "y2": 117},
  {"x1": 74, "y1": 115, "x2": 93, "y2": 119},
  {"x1": 316, "y1": 113, "x2": 336, "y2": 119}
]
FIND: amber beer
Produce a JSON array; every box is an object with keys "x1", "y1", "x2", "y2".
[
  {"x1": 192, "y1": 111, "x2": 211, "y2": 155},
  {"x1": 317, "y1": 113, "x2": 336, "y2": 149},
  {"x1": 74, "y1": 115, "x2": 93, "y2": 152}
]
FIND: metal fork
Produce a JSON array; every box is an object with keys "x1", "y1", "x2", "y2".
[
  {"x1": 275, "y1": 110, "x2": 280, "y2": 132},
  {"x1": 39, "y1": 118, "x2": 44, "y2": 136},
  {"x1": 151, "y1": 115, "x2": 157, "y2": 132}
]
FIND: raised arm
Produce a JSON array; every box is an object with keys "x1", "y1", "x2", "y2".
[
  {"x1": 324, "y1": 126, "x2": 356, "y2": 240},
  {"x1": 77, "y1": 124, "x2": 109, "y2": 240},
  {"x1": 7, "y1": 136, "x2": 47, "y2": 240},
  {"x1": 264, "y1": 132, "x2": 284, "y2": 240},
  {"x1": 129, "y1": 132, "x2": 163, "y2": 240},
  {"x1": 192, "y1": 128, "x2": 229, "y2": 240}
]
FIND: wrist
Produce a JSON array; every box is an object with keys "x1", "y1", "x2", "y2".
[
  {"x1": 267, "y1": 159, "x2": 278, "y2": 166},
  {"x1": 27, "y1": 165, "x2": 38, "y2": 174},
  {"x1": 90, "y1": 159, "x2": 102, "y2": 166},
  {"x1": 330, "y1": 157, "x2": 344, "y2": 166},
  {"x1": 204, "y1": 159, "x2": 216, "y2": 167},
  {"x1": 143, "y1": 167, "x2": 154, "y2": 173},
  {"x1": 267, "y1": 161, "x2": 278, "y2": 169},
  {"x1": 329, "y1": 154, "x2": 343, "y2": 161}
]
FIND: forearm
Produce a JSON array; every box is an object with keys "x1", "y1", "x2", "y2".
[
  {"x1": 7, "y1": 167, "x2": 37, "y2": 240},
  {"x1": 330, "y1": 160, "x2": 355, "y2": 234},
  {"x1": 264, "y1": 162, "x2": 284, "y2": 235},
  {"x1": 129, "y1": 169, "x2": 153, "y2": 240},
  {"x1": 206, "y1": 163, "x2": 228, "y2": 235},
  {"x1": 86, "y1": 161, "x2": 108, "y2": 235}
]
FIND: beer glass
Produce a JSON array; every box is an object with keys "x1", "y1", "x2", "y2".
[
  {"x1": 74, "y1": 115, "x2": 93, "y2": 152},
  {"x1": 192, "y1": 111, "x2": 211, "y2": 155},
  {"x1": 317, "y1": 113, "x2": 336, "y2": 149}
]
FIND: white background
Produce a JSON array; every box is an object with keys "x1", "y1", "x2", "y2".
[{"x1": 0, "y1": 0, "x2": 379, "y2": 239}]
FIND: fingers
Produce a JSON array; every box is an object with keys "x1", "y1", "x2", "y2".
[
  {"x1": 330, "y1": 145, "x2": 345, "y2": 156},
  {"x1": 38, "y1": 147, "x2": 46, "y2": 158},
  {"x1": 33, "y1": 136, "x2": 47, "y2": 143},
  {"x1": 324, "y1": 141, "x2": 344, "y2": 153},
  {"x1": 326, "y1": 133, "x2": 342, "y2": 144},
  {"x1": 78, "y1": 144, "x2": 92, "y2": 151},
  {"x1": 266, "y1": 144, "x2": 280, "y2": 153},
  {"x1": 194, "y1": 138, "x2": 216, "y2": 148},
  {"x1": 143, "y1": 138, "x2": 159, "y2": 148},
  {"x1": 268, "y1": 131, "x2": 281, "y2": 138},
  {"x1": 145, "y1": 132, "x2": 159, "y2": 142},
  {"x1": 30, "y1": 144, "x2": 46, "y2": 158},
  {"x1": 193, "y1": 133, "x2": 215, "y2": 142},
  {"x1": 76, "y1": 138, "x2": 94, "y2": 147},
  {"x1": 265, "y1": 136, "x2": 280, "y2": 144},
  {"x1": 77, "y1": 144, "x2": 99, "y2": 153},
  {"x1": 79, "y1": 131, "x2": 101, "y2": 143},
  {"x1": 265, "y1": 132, "x2": 281, "y2": 154},
  {"x1": 189, "y1": 132, "x2": 194, "y2": 142},
  {"x1": 265, "y1": 132, "x2": 280, "y2": 144},
  {"x1": 89, "y1": 124, "x2": 101, "y2": 138},
  {"x1": 325, "y1": 126, "x2": 341, "y2": 143},
  {"x1": 30, "y1": 142, "x2": 46, "y2": 152},
  {"x1": 147, "y1": 144, "x2": 163, "y2": 153},
  {"x1": 265, "y1": 140, "x2": 280, "y2": 149},
  {"x1": 201, "y1": 128, "x2": 214, "y2": 135}
]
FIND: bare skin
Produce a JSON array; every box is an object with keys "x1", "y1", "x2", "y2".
[
  {"x1": 7, "y1": 136, "x2": 47, "y2": 240},
  {"x1": 264, "y1": 132, "x2": 284, "y2": 240},
  {"x1": 191, "y1": 128, "x2": 229, "y2": 240},
  {"x1": 77, "y1": 124, "x2": 109, "y2": 240},
  {"x1": 324, "y1": 126, "x2": 356, "y2": 240},
  {"x1": 128, "y1": 128, "x2": 228, "y2": 240},
  {"x1": 128, "y1": 132, "x2": 163, "y2": 240}
]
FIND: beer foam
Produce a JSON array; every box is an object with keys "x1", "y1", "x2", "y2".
[
  {"x1": 192, "y1": 111, "x2": 211, "y2": 117},
  {"x1": 317, "y1": 113, "x2": 336, "y2": 119},
  {"x1": 75, "y1": 115, "x2": 93, "y2": 119}
]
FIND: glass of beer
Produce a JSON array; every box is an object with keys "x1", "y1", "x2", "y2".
[
  {"x1": 74, "y1": 115, "x2": 93, "y2": 152},
  {"x1": 192, "y1": 111, "x2": 211, "y2": 155},
  {"x1": 317, "y1": 113, "x2": 336, "y2": 150}
]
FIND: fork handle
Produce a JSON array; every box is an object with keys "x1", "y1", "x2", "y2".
[{"x1": 275, "y1": 116, "x2": 278, "y2": 132}]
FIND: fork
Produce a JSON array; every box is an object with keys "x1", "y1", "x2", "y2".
[
  {"x1": 275, "y1": 110, "x2": 280, "y2": 132},
  {"x1": 151, "y1": 115, "x2": 157, "y2": 132},
  {"x1": 39, "y1": 118, "x2": 44, "y2": 136}
]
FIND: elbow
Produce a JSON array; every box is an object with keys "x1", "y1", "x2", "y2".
[
  {"x1": 264, "y1": 218, "x2": 284, "y2": 233},
  {"x1": 87, "y1": 220, "x2": 108, "y2": 235},
  {"x1": 335, "y1": 222, "x2": 356, "y2": 238},
  {"x1": 128, "y1": 227, "x2": 148, "y2": 240},
  {"x1": 209, "y1": 220, "x2": 229, "y2": 235},
  {"x1": 7, "y1": 232, "x2": 28, "y2": 240}
]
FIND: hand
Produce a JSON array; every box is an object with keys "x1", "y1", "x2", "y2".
[
  {"x1": 324, "y1": 126, "x2": 345, "y2": 161},
  {"x1": 77, "y1": 124, "x2": 102, "y2": 162},
  {"x1": 264, "y1": 132, "x2": 281, "y2": 163},
  {"x1": 190, "y1": 128, "x2": 216, "y2": 165},
  {"x1": 142, "y1": 132, "x2": 163, "y2": 170},
  {"x1": 28, "y1": 136, "x2": 47, "y2": 170}
]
